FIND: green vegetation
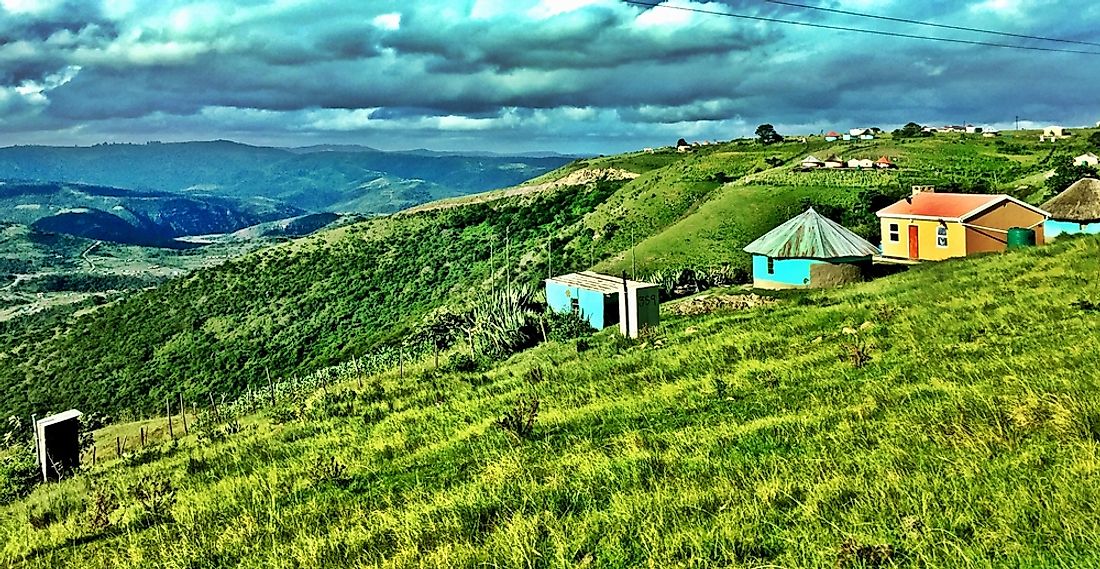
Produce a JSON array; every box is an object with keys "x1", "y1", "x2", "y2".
[
  {"x1": 2, "y1": 236, "x2": 1098, "y2": 567},
  {"x1": 0, "y1": 181, "x2": 626, "y2": 421},
  {"x1": 892, "y1": 122, "x2": 930, "y2": 138},
  {"x1": 0, "y1": 132, "x2": 1088, "y2": 424},
  {"x1": 755, "y1": 123, "x2": 784, "y2": 145}
]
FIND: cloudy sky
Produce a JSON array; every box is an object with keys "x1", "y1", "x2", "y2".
[{"x1": 1, "y1": 0, "x2": 1097, "y2": 154}]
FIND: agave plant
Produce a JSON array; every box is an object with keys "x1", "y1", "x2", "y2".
[{"x1": 470, "y1": 286, "x2": 544, "y2": 360}]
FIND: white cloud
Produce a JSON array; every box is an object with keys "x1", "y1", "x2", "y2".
[{"x1": 373, "y1": 12, "x2": 402, "y2": 30}]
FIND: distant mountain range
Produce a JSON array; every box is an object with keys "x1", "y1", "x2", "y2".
[
  {"x1": 0, "y1": 140, "x2": 575, "y2": 214},
  {"x1": 0, "y1": 180, "x2": 302, "y2": 247}
]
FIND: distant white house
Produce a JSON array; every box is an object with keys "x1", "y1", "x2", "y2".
[
  {"x1": 801, "y1": 155, "x2": 825, "y2": 169},
  {"x1": 1040, "y1": 126, "x2": 1071, "y2": 142},
  {"x1": 847, "y1": 158, "x2": 874, "y2": 169},
  {"x1": 1074, "y1": 152, "x2": 1100, "y2": 167},
  {"x1": 823, "y1": 154, "x2": 845, "y2": 169},
  {"x1": 825, "y1": 131, "x2": 841, "y2": 142},
  {"x1": 965, "y1": 124, "x2": 983, "y2": 134},
  {"x1": 982, "y1": 130, "x2": 1000, "y2": 138},
  {"x1": 849, "y1": 128, "x2": 875, "y2": 140}
]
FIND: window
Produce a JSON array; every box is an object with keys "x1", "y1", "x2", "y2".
[
  {"x1": 936, "y1": 225, "x2": 948, "y2": 248},
  {"x1": 888, "y1": 223, "x2": 899, "y2": 242},
  {"x1": 570, "y1": 297, "x2": 580, "y2": 315},
  {"x1": 766, "y1": 257, "x2": 775, "y2": 274}
]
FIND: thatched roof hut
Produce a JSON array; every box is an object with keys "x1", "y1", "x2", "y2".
[{"x1": 1042, "y1": 178, "x2": 1100, "y2": 222}]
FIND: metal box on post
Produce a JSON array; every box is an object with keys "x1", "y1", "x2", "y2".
[{"x1": 35, "y1": 410, "x2": 82, "y2": 482}]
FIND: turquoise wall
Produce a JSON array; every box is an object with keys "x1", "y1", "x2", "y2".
[
  {"x1": 1046, "y1": 219, "x2": 1100, "y2": 240},
  {"x1": 545, "y1": 281, "x2": 615, "y2": 329},
  {"x1": 752, "y1": 255, "x2": 819, "y2": 288}
]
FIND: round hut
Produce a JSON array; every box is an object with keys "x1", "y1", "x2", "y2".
[
  {"x1": 743, "y1": 208, "x2": 879, "y2": 289},
  {"x1": 1041, "y1": 178, "x2": 1100, "y2": 240}
]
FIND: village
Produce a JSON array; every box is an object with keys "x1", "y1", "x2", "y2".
[{"x1": 539, "y1": 177, "x2": 1100, "y2": 335}]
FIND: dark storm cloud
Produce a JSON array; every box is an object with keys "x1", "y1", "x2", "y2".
[{"x1": 0, "y1": 0, "x2": 1098, "y2": 153}]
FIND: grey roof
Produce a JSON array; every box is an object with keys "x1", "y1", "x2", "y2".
[
  {"x1": 36, "y1": 410, "x2": 81, "y2": 428},
  {"x1": 743, "y1": 208, "x2": 879, "y2": 259},
  {"x1": 546, "y1": 271, "x2": 656, "y2": 294}
]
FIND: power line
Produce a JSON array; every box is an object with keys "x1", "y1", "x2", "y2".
[
  {"x1": 763, "y1": 0, "x2": 1100, "y2": 48},
  {"x1": 619, "y1": 0, "x2": 1100, "y2": 56}
]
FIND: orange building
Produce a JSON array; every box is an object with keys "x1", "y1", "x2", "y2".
[{"x1": 877, "y1": 190, "x2": 1048, "y2": 261}]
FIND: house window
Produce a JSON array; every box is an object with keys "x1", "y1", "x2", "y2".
[
  {"x1": 767, "y1": 257, "x2": 775, "y2": 274},
  {"x1": 936, "y1": 225, "x2": 948, "y2": 248},
  {"x1": 570, "y1": 297, "x2": 580, "y2": 315},
  {"x1": 888, "y1": 223, "x2": 899, "y2": 242}
]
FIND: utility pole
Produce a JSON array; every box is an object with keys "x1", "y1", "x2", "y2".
[
  {"x1": 489, "y1": 233, "x2": 495, "y2": 296},
  {"x1": 547, "y1": 230, "x2": 552, "y2": 280},
  {"x1": 631, "y1": 226, "x2": 637, "y2": 280},
  {"x1": 1015, "y1": 115, "x2": 1020, "y2": 131}
]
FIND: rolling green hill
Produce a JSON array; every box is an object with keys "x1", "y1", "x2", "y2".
[
  {"x1": 1, "y1": 232, "x2": 1097, "y2": 567},
  {"x1": 0, "y1": 131, "x2": 1092, "y2": 424},
  {"x1": 0, "y1": 180, "x2": 302, "y2": 247},
  {"x1": 0, "y1": 141, "x2": 574, "y2": 214}
]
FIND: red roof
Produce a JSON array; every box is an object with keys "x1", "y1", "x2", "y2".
[
  {"x1": 876, "y1": 155, "x2": 892, "y2": 164},
  {"x1": 825, "y1": 131, "x2": 840, "y2": 137},
  {"x1": 877, "y1": 193, "x2": 1009, "y2": 220}
]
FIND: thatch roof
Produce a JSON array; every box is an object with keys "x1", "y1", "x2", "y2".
[
  {"x1": 1042, "y1": 178, "x2": 1100, "y2": 222},
  {"x1": 744, "y1": 208, "x2": 879, "y2": 260}
]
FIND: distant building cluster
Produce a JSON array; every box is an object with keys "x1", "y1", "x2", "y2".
[
  {"x1": 922, "y1": 124, "x2": 1000, "y2": 137},
  {"x1": 824, "y1": 128, "x2": 878, "y2": 142},
  {"x1": 799, "y1": 154, "x2": 895, "y2": 170}
]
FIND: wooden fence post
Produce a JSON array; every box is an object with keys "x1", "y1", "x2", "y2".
[
  {"x1": 208, "y1": 392, "x2": 220, "y2": 422},
  {"x1": 140, "y1": 427, "x2": 145, "y2": 447},
  {"x1": 180, "y1": 393, "x2": 189, "y2": 434},
  {"x1": 266, "y1": 367, "x2": 276, "y2": 407},
  {"x1": 166, "y1": 397, "x2": 174, "y2": 440},
  {"x1": 91, "y1": 446, "x2": 96, "y2": 467},
  {"x1": 116, "y1": 436, "x2": 121, "y2": 459}
]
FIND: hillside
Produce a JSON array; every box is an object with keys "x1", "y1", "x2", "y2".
[
  {"x1": 0, "y1": 131, "x2": 1093, "y2": 423},
  {"x1": 0, "y1": 141, "x2": 573, "y2": 214},
  {"x1": 0, "y1": 180, "x2": 301, "y2": 247},
  {"x1": 0, "y1": 180, "x2": 626, "y2": 421},
  {"x1": 2, "y1": 234, "x2": 1097, "y2": 567}
]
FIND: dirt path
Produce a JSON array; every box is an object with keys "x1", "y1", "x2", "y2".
[
  {"x1": 81, "y1": 240, "x2": 102, "y2": 270},
  {"x1": 401, "y1": 168, "x2": 640, "y2": 215}
]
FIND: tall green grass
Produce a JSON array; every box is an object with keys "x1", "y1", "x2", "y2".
[{"x1": 3, "y1": 236, "x2": 1098, "y2": 567}]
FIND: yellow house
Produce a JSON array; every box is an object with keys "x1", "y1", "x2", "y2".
[{"x1": 877, "y1": 190, "x2": 1049, "y2": 261}]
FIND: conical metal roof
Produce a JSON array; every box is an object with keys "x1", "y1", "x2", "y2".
[{"x1": 743, "y1": 208, "x2": 879, "y2": 259}]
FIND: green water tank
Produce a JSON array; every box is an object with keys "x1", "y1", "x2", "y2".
[{"x1": 1007, "y1": 227, "x2": 1037, "y2": 249}]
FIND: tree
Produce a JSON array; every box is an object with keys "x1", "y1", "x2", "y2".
[
  {"x1": 893, "y1": 122, "x2": 928, "y2": 138},
  {"x1": 1045, "y1": 155, "x2": 1098, "y2": 196},
  {"x1": 1089, "y1": 130, "x2": 1100, "y2": 149},
  {"x1": 755, "y1": 124, "x2": 783, "y2": 145}
]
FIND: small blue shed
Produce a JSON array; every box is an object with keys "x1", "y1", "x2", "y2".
[
  {"x1": 545, "y1": 271, "x2": 659, "y2": 337},
  {"x1": 743, "y1": 208, "x2": 879, "y2": 290}
]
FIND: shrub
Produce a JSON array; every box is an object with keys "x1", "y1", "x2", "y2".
[
  {"x1": 86, "y1": 484, "x2": 119, "y2": 531},
  {"x1": 443, "y1": 353, "x2": 482, "y2": 373},
  {"x1": 311, "y1": 456, "x2": 350, "y2": 488},
  {"x1": 544, "y1": 309, "x2": 595, "y2": 342},
  {"x1": 495, "y1": 396, "x2": 540, "y2": 439},
  {"x1": 0, "y1": 446, "x2": 39, "y2": 504},
  {"x1": 129, "y1": 475, "x2": 176, "y2": 526}
]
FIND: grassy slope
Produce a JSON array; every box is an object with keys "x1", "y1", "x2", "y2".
[
  {"x1": 0, "y1": 132, "x2": 1086, "y2": 421},
  {"x1": 3, "y1": 236, "x2": 1098, "y2": 567},
  {"x1": 0, "y1": 182, "x2": 627, "y2": 420},
  {"x1": 593, "y1": 131, "x2": 1092, "y2": 276}
]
